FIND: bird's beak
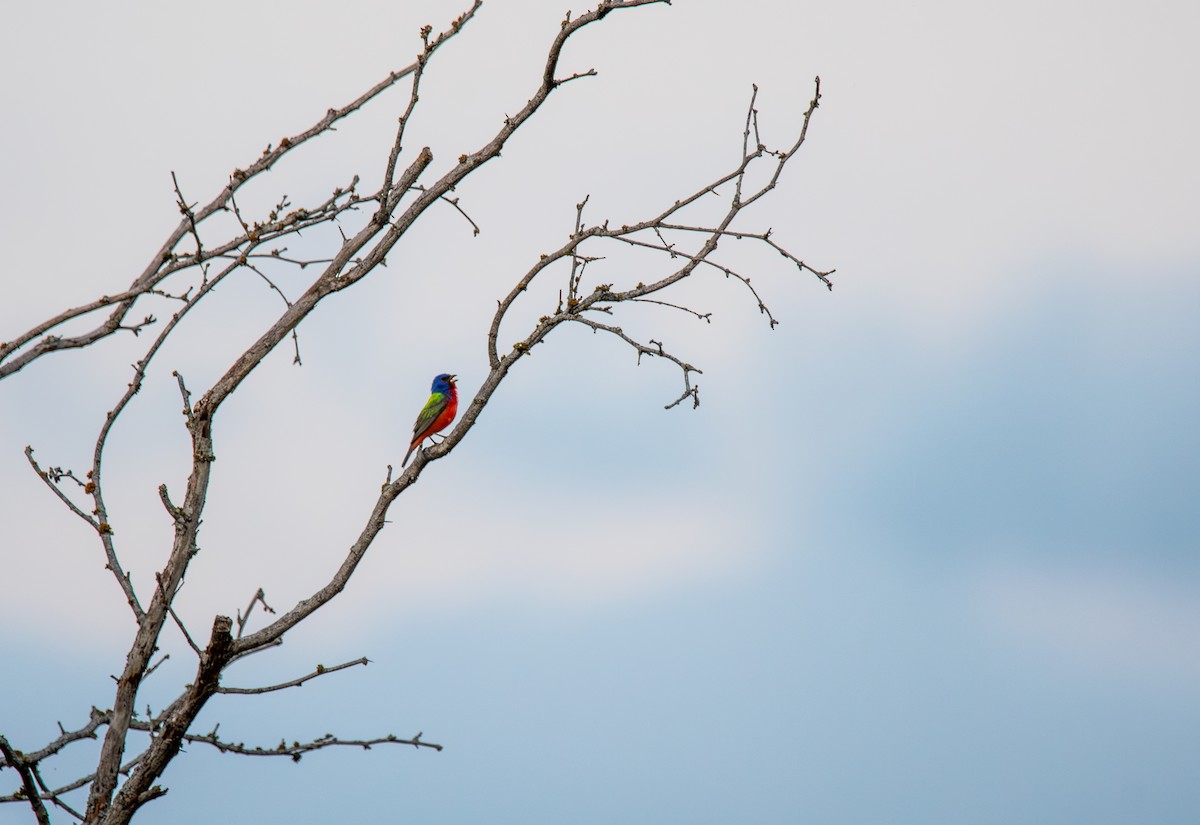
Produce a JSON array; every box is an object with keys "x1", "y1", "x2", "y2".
[{"x1": 449, "y1": 374, "x2": 457, "y2": 382}]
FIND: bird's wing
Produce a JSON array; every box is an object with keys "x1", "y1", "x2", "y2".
[{"x1": 411, "y1": 392, "x2": 449, "y2": 440}]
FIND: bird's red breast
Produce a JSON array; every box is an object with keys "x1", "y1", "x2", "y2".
[{"x1": 426, "y1": 389, "x2": 458, "y2": 438}]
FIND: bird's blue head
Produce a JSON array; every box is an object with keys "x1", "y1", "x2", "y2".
[{"x1": 432, "y1": 373, "x2": 457, "y2": 394}]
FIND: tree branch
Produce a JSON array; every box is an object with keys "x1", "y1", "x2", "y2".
[
  {"x1": 5, "y1": 9, "x2": 830, "y2": 825},
  {"x1": 235, "y1": 588, "x2": 276, "y2": 640},
  {"x1": 0, "y1": 4, "x2": 480, "y2": 382},
  {"x1": 0, "y1": 736, "x2": 52, "y2": 825},
  {"x1": 567, "y1": 316, "x2": 703, "y2": 408},
  {"x1": 218, "y1": 657, "x2": 369, "y2": 695},
  {"x1": 99, "y1": 616, "x2": 234, "y2": 823},
  {"x1": 176, "y1": 728, "x2": 441, "y2": 761}
]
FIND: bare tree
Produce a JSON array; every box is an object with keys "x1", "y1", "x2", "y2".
[{"x1": 0, "y1": 2, "x2": 832, "y2": 823}]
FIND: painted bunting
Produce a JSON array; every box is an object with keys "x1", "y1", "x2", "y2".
[{"x1": 402, "y1": 373, "x2": 458, "y2": 466}]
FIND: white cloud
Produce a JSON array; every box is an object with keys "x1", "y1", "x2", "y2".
[
  {"x1": 368, "y1": 487, "x2": 757, "y2": 616},
  {"x1": 976, "y1": 560, "x2": 1200, "y2": 684}
]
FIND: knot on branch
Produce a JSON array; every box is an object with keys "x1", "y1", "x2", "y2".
[{"x1": 200, "y1": 616, "x2": 234, "y2": 682}]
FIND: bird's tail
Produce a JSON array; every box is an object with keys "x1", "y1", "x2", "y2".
[{"x1": 401, "y1": 441, "x2": 418, "y2": 467}]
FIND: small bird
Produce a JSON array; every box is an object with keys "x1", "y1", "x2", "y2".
[{"x1": 402, "y1": 373, "x2": 458, "y2": 466}]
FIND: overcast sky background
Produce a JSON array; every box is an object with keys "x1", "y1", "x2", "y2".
[{"x1": 2, "y1": 1, "x2": 1198, "y2": 823}]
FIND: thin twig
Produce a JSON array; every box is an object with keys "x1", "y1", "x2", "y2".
[
  {"x1": 178, "y1": 729, "x2": 442, "y2": 761},
  {"x1": 218, "y1": 657, "x2": 369, "y2": 695},
  {"x1": 157, "y1": 574, "x2": 202, "y2": 657},
  {"x1": 235, "y1": 588, "x2": 276, "y2": 639},
  {"x1": 568, "y1": 316, "x2": 703, "y2": 407},
  {"x1": 171, "y1": 172, "x2": 204, "y2": 256},
  {"x1": 31, "y1": 764, "x2": 85, "y2": 822}
]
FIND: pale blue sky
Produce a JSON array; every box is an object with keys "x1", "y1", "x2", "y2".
[{"x1": 2, "y1": 1, "x2": 1198, "y2": 823}]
